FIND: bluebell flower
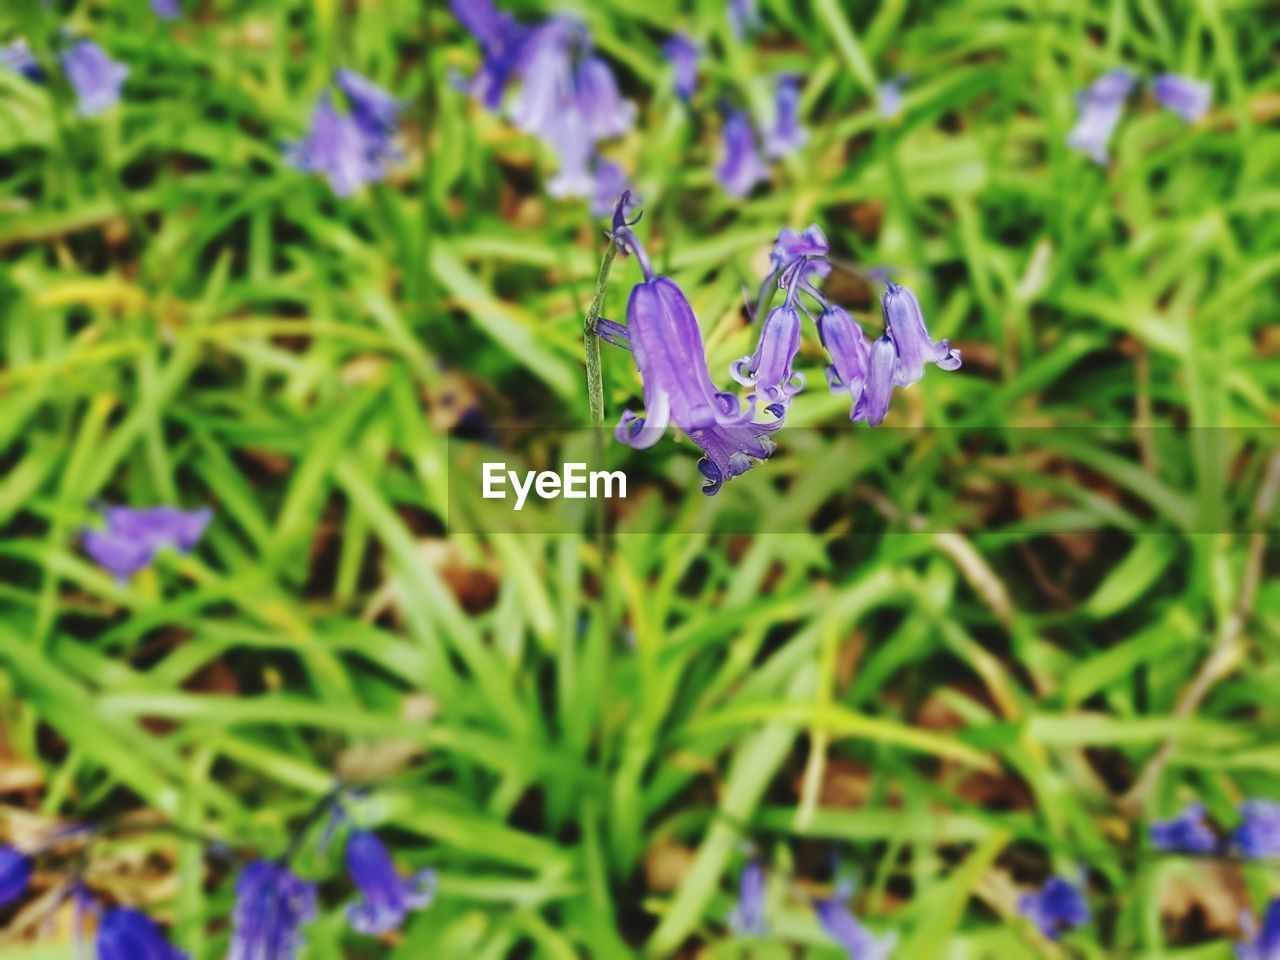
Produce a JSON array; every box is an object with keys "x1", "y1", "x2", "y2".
[
  {"x1": 610, "y1": 220, "x2": 781, "y2": 495},
  {"x1": 1153, "y1": 73, "x2": 1211, "y2": 123},
  {"x1": 1017, "y1": 876, "x2": 1090, "y2": 941},
  {"x1": 575, "y1": 54, "x2": 636, "y2": 142},
  {"x1": 1066, "y1": 68, "x2": 1134, "y2": 165},
  {"x1": 508, "y1": 18, "x2": 581, "y2": 142},
  {"x1": 662, "y1": 34, "x2": 700, "y2": 101},
  {"x1": 764, "y1": 75, "x2": 807, "y2": 160},
  {"x1": 61, "y1": 39, "x2": 129, "y2": 117},
  {"x1": 728, "y1": 861, "x2": 767, "y2": 936},
  {"x1": 545, "y1": 109, "x2": 597, "y2": 200},
  {"x1": 716, "y1": 107, "x2": 769, "y2": 198},
  {"x1": 152, "y1": 0, "x2": 182, "y2": 20},
  {"x1": 228, "y1": 860, "x2": 317, "y2": 960},
  {"x1": 590, "y1": 160, "x2": 631, "y2": 217},
  {"x1": 1150, "y1": 803, "x2": 1218, "y2": 854},
  {"x1": 1238, "y1": 899, "x2": 1280, "y2": 960},
  {"x1": 1, "y1": 39, "x2": 43, "y2": 81},
  {"x1": 877, "y1": 78, "x2": 904, "y2": 121},
  {"x1": 818, "y1": 305, "x2": 871, "y2": 419},
  {"x1": 0, "y1": 846, "x2": 31, "y2": 906},
  {"x1": 731, "y1": 304, "x2": 805, "y2": 405},
  {"x1": 728, "y1": 0, "x2": 762, "y2": 40},
  {"x1": 335, "y1": 69, "x2": 400, "y2": 141},
  {"x1": 881, "y1": 281, "x2": 961, "y2": 387},
  {"x1": 449, "y1": 0, "x2": 529, "y2": 111},
  {"x1": 97, "y1": 908, "x2": 187, "y2": 960},
  {"x1": 82, "y1": 504, "x2": 212, "y2": 582},
  {"x1": 771, "y1": 224, "x2": 831, "y2": 287},
  {"x1": 287, "y1": 92, "x2": 388, "y2": 197},
  {"x1": 814, "y1": 896, "x2": 897, "y2": 960},
  {"x1": 852, "y1": 334, "x2": 896, "y2": 426},
  {"x1": 1235, "y1": 800, "x2": 1280, "y2": 860},
  {"x1": 344, "y1": 831, "x2": 437, "y2": 935}
]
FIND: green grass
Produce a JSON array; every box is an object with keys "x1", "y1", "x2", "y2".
[{"x1": 2, "y1": 0, "x2": 1280, "y2": 957}]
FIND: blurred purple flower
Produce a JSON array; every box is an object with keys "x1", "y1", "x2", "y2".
[
  {"x1": 1238, "y1": 899, "x2": 1280, "y2": 960},
  {"x1": 335, "y1": 69, "x2": 400, "y2": 141},
  {"x1": 731, "y1": 304, "x2": 805, "y2": 405},
  {"x1": 61, "y1": 39, "x2": 129, "y2": 116},
  {"x1": 287, "y1": 92, "x2": 388, "y2": 197},
  {"x1": 590, "y1": 159, "x2": 631, "y2": 217},
  {"x1": 345, "y1": 831, "x2": 437, "y2": 935},
  {"x1": 877, "y1": 78, "x2": 904, "y2": 121},
  {"x1": 82, "y1": 504, "x2": 211, "y2": 582},
  {"x1": 728, "y1": 861, "x2": 767, "y2": 936},
  {"x1": 1153, "y1": 73, "x2": 1211, "y2": 122},
  {"x1": 764, "y1": 75, "x2": 807, "y2": 159},
  {"x1": 716, "y1": 107, "x2": 768, "y2": 197},
  {"x1": 728, "y1": 0, "x2": 762, "y2": 40},
  {"x1": 818, "y1": 305, "x2": 871, "y2": 420},
  {"x1": 1151, "y1": 803, "x2": 1218, "y2": 854},
  {"x1": 152, "y1": 0, "x2": 182, "y2": 20},
  {"x1": 881, "y1": 281, "x2": 960, "y2": 387},
  {"x1": 508, "y1": 18, "x2": 581, "y2": 140},
  {"x1": 814, "y1": 896, "x2": 897, "y2": 960},
  {"x1": 1235, "y1": 800, "x2": 1280, "y2": 860},
  {"x1": 545, "y1": 109, "x2": 597, "y2": 200},
  {"x1": 229, "y1": 861, "x2": 317, "y2": 960},
  {"x1": 1018, "y1": 877, "x2": 1090, "y2": 941},
  {"x1": 1066, "y1": 68, "x2": 1134, "y2": 165},
  {"x1": 576, "y1": 54, "x2": 635, "y2": 141},
  {"x1": 97, "y1": 908, "x2": 187, "y2": 960},
  {"x1": 0, "y1": 39, "x2": 43, "y2": 81},
  {"x1": 663, "y1": 34, "x2": 700, "y2": 101},
  {"x1": 449, "y1": 0, "x2": 529, "y2": 110},
  {"x1": 0, "y1": 846, "x2": 31, "y2": 906}
]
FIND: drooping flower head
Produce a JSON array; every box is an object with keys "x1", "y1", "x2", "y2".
[
  {"x1": 728, "y1": 0, "x2": 762, "y2": 40},
  {"x1": 728, "y1": 861, "x2": 767, "y2": 936},
  {"x1": 344, "y1": 831, "x2": 437, "y2": 936},
  {"x1": 662, "y1": 34, "x2": 700, "y2": 101},
  {"x1": 228, "y1": 860, "x2": 317, "y2": 960},
  {"x1": 1150, "y1": 803, "x2": 1218, "y2": 854},
  {"x1": 0, "y1": 846, "x2": 32, "y2": 906},
  {"x1": 716, "y1": 107, "x2": 769, "y2": 198},
  {"x1": 1238, "y1": 899, "x2": 1280, "y2": 960},
  {"x1": 287, "y1": 91, "x2": 389, "y2": 197},
  {"x1": 881, "y1": 281, "x2": 961, "y2": 387},
  {"x1": 763, "y1": 74, "x2": 807, "y2": 160},
  {"x1": 449, "y1": 0, "x2": 530, "y2": 111},
  {"x1": 814, "y1": 896, "x2": 898, "y2": 960},
  {"x1": 817, "y1": 305, "x2": 871, "y2": 420},
  {"x1": 1235, "y1": 800, "x2": 1280, "y2": 860},
  {"x1": 61, "y1": 39, "x2": 129, "y2": 116},
  {"x1": 82, "y1": 504, "x2": 212, "y2": 582},
  {"x1": 1017, "y1": 876, "x2": 1091, "y2": 941},
  {"x1": 731, "y1": 304, "x2": 804, "y2": 405},
  {"x1": 96, "y1": 908, "x2": 187, "y2": 960},
  {"x1": 1153, "y1": 73, "x2": 1211, "y2": 123},
  {"x1": 1066, "y1": 68, "x2": 1134, "y2": 165}
]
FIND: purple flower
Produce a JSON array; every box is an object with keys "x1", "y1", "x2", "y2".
[
  {"x1": 771, "y1": 224, "x2": 831, "y2": 287},
  {"x1": 0, "y1": 846, "x2": 31, "y2": 906},
  {"x1": 728, "y1": 0, "x2": 762, "y2": 40},
  {"x1": 881, "y1": 281, "x2": 961, "y2": 386},
  {"x1": 590, "y1": 160, "x2": 631, "y2": 217},
  {"x1": 1018, "y1": 877, "x2": 1090, "y2": 941},
  {"x1": 817, "y1": 305, "x2": 871, "y2": 419},
  {"x1": 662, "y1": 34, "x2": 700, "y2": 101},
  {"x1": 731, "y1": 304, "x2": 805, "y2": 405},
  {"x1": 335, "y1": 69, "x2": 400, "y2": 141},
  {"x1": 852, "y1": 334, "x2": 896, "y2": 426},
  {"x1": 1066, "y1": 68, "x2": 1134, "y2": 165},
  {"x1": 508, "y1": 18, "x2": 581, "y2": 141},
  {"x1": 1235, "y1": 800, "x2": 1280, "y2": 860},
  {"x1": 287, "y1": 92, "x2": 388, "y2": 197},
  {"x1": 449, "y1": 0, "x2": 529, "y2": 111},
  {"x1": 1150, "y1": 803, "x2": 1218, "y2": 854},
  {"x1": 877, "y1": 78, "x2": 904, "y2": 121},
  {"x1": 814, "y1": 896, "x2": 897, "y2": 960},
  {"x1": 764, "y1": 75, "x2": 807, "y2": 159},
  {"x1": 82, "y1": 504, "x2": 212, "y2": 582},
  {"x1": 1153, "y1": 73, "x2": 1211, "y2": 123},
  {"x1": 97, "y1": 908, "x2": 187, "y2": 960},
  {"x1": 62, "y1": 39, "x2": 129, "y2": 117},
  {"x1": 1238, "y1": 900, "x2": 1280, "y2": 960},
  {"x1": 152, "y1": 0, "x2": 182, "y2": 19},
  {"x1": 545, "y1": 108, "x2": 597, "y2": 200},
  {"x1": 575, "y1": 54, "x2": 635, "y2": 142},
  {"x1": 344, "y1": 831, "x2": 437, "y2": 935},
  {"x1": 728, "y1": 861, "x2": 766, "y2": 936},
  {"x1": 716, "y1": 108, "x2": 769, "y2": 198},
  {"x1": 228, "y1": 861, "x2": 317, "y2": 960},
  {"x1": 1, "y1": 39, "x2": 44, "y2": 81}
]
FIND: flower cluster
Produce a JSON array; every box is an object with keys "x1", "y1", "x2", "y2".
[
  {"x1": 1068, "y1": 69, "x2": 1211, "y2": 164},
  {"x1": 1151, "y1": 799, "x2": 1280, "y2": 859},
  {"x1": 1, "y1": 36, "x2": 129, "y2": 116},
  {"x1": 451, "y1": 0, "x2": 635, "y2": 211},
  {"x1": 287, "y1": 69, "x2": 402, "y2": 197},
  {"x1": 81, "y1": 504, "x2": 212, "y2": 583}
]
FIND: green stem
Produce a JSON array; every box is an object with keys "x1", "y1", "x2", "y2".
[{"x1": 583, "y1": 240, "x2": 619, "y2": 427}]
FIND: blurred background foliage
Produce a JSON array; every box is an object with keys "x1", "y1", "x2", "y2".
[{"x1": 1, "y1": 0, "x2": 1279, "y2": 957}]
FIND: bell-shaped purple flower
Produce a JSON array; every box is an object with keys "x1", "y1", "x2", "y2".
[
  {"x1": 508, "y1": 18, "x2": 580, "y2": 141},
  {"x1": 152, "y1": 0, "x2": 182, "y2": 19},
  {"x1": 0, "y1": 40, "x2": 43, "y2": 82},
  {"x1": 877, "y1": 78, "x2": 904, "y2": 121},
  {"x1": 1235, "y1": 800, "x2": 1280, "y2": 860},
  {"x1": 815, "y1": 896, "x2": 897, "y2": 960},
  {"x1": 663, "y1": 34, "x2": 700, "y2": 101},
  {"x1": 286, "y1": 92, "x2": 388, "y2": 197},
  {"x1": 344, "y1": 831, "x2": 437, "y2": 935},
  {"x1": 728, "y1": 0, "x2": 762, "y2": 40},
  {"x1": 1018, "y1": 877, "x2": 1090, "y2": 941},
  {"x1": 335, "y1": 69, "x2": 400, "y2": 141},
  {"x1": 1066, "y1": 68, "x2": 1133, "y2": 165},
  {"x1": 763, "y1": 75, "x2": 806, "y2": 160},
  {"x1": 575, "y1": 54, "x2": 635, "y2": 142},
  {"x1": 818, "y1": 305, "x2": 871, "y2": 418},
  {"x1": 62, "y1": 39, "x2": 129, "y2": 117},
  {"x1": 771, "y1": 224, "x2": 831, "y2": 287},
  {"x1": 731, "y1": 304, "x2": 804, "y2": 405},
  {"x1": 0, "y1": 846, "x2": 32, "y2": 906},
  {"x1": 852, "y1": 334, "x2": 896, "y2": 426},
  {"x1": 97, "y1": 908, "x2": 187, "y2": 960},
  {"x1": 228, "y1": 860, "x2": 317, "y2": 960},
  {"x1": 881, "y1": 281, "x2": 960, "y2": 387},
  {"x1": 1238, "y1": 899, "x2": 1280, "y2": 960},
  {"x1": 449, "y1": 0, "x2": 529, "y2": 111},
  {"x1": 716, "y1": 108, "x2": 769, "y2": 198},
  {"x1": 728, "y1": 861, "x2": 766, "y2": 936},
  {"x1": 1153, "y1": 73, "x2": 1211, "y2": 123},
  {"x1": 1150, "y1": 803, "x2": 1218, "y2": 854},
  {"x1": 545, "y1": 108, "x2": 597, "y2": 200}
]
